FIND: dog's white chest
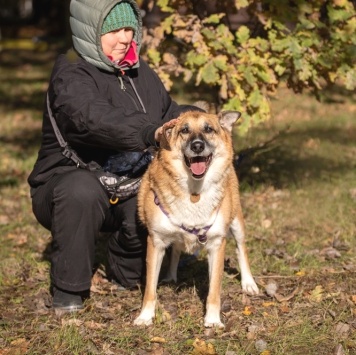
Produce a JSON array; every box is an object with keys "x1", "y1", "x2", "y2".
[{"x1": 152, "y1": 197, "x2": 224, "y2": 254}]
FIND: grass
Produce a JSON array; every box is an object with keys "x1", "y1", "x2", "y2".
[{"x1": 0, "y1": 47, "x2": 355, "y2": 355}]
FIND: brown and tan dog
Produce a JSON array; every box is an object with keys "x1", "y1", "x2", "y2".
[{"x1": 134, "y1": 109, "x2": 259, "y2": 328}]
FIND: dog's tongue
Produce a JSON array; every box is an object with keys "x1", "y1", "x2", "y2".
[{"x1": 190, "y1": 158, "x2": 207, "y2": 176}]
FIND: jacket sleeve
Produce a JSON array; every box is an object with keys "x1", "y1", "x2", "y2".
[
  {"x1": 50, "y1": 62, "x2": 155, "y2": 152},
  {"x1": 138, "y1": 62, "x2": 205, "y2": 147}
]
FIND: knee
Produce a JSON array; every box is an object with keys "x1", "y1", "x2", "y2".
[
  {"x1": 121, "y1": 222, "x2": 147, "y2": 250},
  {"x1": 54, "y1": 170, "x2": 106, "y2": 207}
]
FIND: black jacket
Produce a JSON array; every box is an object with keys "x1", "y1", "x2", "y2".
[{"x1": 28, "y1": 52, "x2": 198, "y2": 187}]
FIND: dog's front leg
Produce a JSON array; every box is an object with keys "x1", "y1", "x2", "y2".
[
  {"x1": 230, "y1": 218, "x2": 259, "y2": 295},
  {"x1": 134, "y1": 236, "x2": 165, "y2": 326},
  {"x1": 204, "y1": 238, "x2": 226, "y2": 328}
]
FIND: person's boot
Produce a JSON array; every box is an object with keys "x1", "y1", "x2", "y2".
[{"x1": 52, "y1": 286, "x2": 89, "y2": 312}]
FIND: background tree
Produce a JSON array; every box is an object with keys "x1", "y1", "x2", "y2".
[{"x1": 142, "y1": 0, "x2": 356, "y2": 133}]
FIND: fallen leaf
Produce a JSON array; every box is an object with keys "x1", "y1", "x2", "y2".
[
  {"x1": 255, "y1": 339, "x2": 268, "y2": 352},
  {"x1": 309, "y1": 285, "x2": 324, "y2": 303},
  {"x1": 334, "y1": 344, "x2": 345, "y2": 355},
  {"x1": 9, "y1": 338, "x2": 29, "y2": 353},
  {"x1": 192, "y1": 338, "x2": 217, "y2": 355},
  {"x1": 10, "y1": 338, "x2": 27, "y2": 346},
  {"x1": 262, "y1": 302, "x2": 276, "y2": 307},
  {"x1": 320, "y1": 247, "x2": 341, "y2": 259},
  {"x1": 242, "y1": 306, "x2": 253, "y2": 316},
  {"x1": 280, "y1": 303, "x2": 291, "y2": 313},
  {"x1": 0, "y1": 215, "x2": 9, "y2": 225},
  {"x1": 90, "y1": 285, "x2": 108, "y2": 295},
  {"x1": 155, "y1": 309, "x2": 171, "y2": 323},
  {"x1": 274, "y1": 286, "x2": 301, "y2": 302},
  {"x1": 61, "y1": 319, "x2": 83, "y2": 327},
  {"x1": 246, "y1": 324, "x2": 259, "y2": 340},
  {"x1": 150, "y1": 337, "x2": 166, "y2": 343},
  {"x1": 295, "y1": 269, "x2": 306, "y2": 277},
  {"x1": 265, "y1": 281, "x2": 278, "y2": 297},
  {"x1": 241, "y1": 293, "x2": 251, "y2": 305},
  {"x1": 335, "y1": 322, "x2": 350, "y2": 338},
  {"x1": 351, "y1": 295, "x2": 356, "y2": 305},
  {"x1": 262, "y1": 219, "x2": 272, "y2": 229}
]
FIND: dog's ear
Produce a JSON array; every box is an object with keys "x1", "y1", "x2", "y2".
[
  {"x1": 218, "y1": 111, "x2": 241, "y2": 132},
  {"x1": 159, "y1": 118, "x2": 181, "y2": 149},
  {"x1": 160, "y1": 126, "x2": 173, "y2": 149}
]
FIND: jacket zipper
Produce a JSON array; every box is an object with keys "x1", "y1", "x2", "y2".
[{"x1": 118, "y1": 73, "x2": 147, "y2": 113}]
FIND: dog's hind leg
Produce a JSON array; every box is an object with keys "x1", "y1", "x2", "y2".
[
  {"x1": 134, "y1": 236, "x2": 165, "y2": 326},
  {"x1": 230, "y1": 218, "x2": 259, "y2": 295},
  {"x1": 160, "y1": 244, "x2": 181, "y2": 283},
  {"x1": 204, "y1": 237, "x2": 226, "y2": 328}
]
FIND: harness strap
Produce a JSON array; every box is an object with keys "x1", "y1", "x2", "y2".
[{"x1": 154, "y1": 192, "x2": 218, "y2": 245}]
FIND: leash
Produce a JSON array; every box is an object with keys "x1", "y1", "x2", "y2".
[{"x1": 153, "y1": 191, "x2": 219, "y2": 245}]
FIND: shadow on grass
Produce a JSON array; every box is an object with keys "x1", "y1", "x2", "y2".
[{"x1": 235, "y1": 124, "x2": 355, "y2": 189}]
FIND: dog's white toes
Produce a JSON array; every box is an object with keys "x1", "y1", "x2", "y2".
[
  {"x1": 133, "y1": 317, "x2": 153, "y2": 326},
  {"x1": 242, "y1": 280, "x2": 259, "y2": 295},
  {"x1": 204, "y1": 321, "x2": 225, "y2": 329}
]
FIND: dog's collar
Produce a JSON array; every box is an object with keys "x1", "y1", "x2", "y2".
[{"x1": 153, "y1": 192, "x2": 219, "y2": 245}]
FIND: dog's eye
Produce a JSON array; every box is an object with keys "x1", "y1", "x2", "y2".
[
  {"x1": 204, "y1": 125, "x2": 214, "y2": 134},
  {"x1": 180, "y1": 126, "x2": 190, "y2": 134}
]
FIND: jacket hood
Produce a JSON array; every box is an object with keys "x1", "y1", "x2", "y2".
[{"x1": 69, "y1": 0, "x2": 142, "y2": 72}]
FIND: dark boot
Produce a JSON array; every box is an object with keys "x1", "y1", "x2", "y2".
[{"x1": 52, "y1": 286, "x2": 89, "y2": 312}]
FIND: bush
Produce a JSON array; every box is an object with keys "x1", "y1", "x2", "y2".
[{"x1": 142, "y1": 0, "x2": 356, "y2": 133}]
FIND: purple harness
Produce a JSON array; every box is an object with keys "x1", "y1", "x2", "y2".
[{"x1": 154, "y1": 193, "x2": 218, "y2": 245}]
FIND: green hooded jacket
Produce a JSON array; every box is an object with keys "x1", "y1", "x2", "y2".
[{"x1": 69, "y1": 0, "x2": 142, "y2": 72}]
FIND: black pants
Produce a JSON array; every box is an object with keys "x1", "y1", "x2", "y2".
[{"x1": 30, "y1": 169, "x2": 147, "y2": 291}]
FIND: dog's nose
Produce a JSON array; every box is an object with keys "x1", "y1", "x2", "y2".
[{"x1": 190, "y1": 139, "x2": 205, "y2": 154}]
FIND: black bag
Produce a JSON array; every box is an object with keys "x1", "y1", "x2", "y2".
[{"x1": 96, "y1": 150, "x2": 154, "y2": 204}]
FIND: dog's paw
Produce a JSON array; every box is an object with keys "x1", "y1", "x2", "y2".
[
  {"x1": 241, "y1": 278, "x2": 259, "y2": 295},
  {"x1": 204, "y1": 320, "x2": 225, "y2": 329},
  {"x1": 133, "y1": 316, "x2": 153, "y2": 326},
  {"x1": 204, "y1": 313, "x2": 225, "y2": 329}
]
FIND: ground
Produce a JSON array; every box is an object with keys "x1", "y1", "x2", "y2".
[{"x1": 0, "y1": 48, "x2": 355, "y2": 355}]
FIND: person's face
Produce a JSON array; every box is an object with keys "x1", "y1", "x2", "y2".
[{"x1": 101, "y1": 28, "x2": 134, "y2": 61}]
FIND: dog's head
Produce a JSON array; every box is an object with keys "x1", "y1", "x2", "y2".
[{"x1": 161, "y1": 110, "x2": 241, "y2": 180}]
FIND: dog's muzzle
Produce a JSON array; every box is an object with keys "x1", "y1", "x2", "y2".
[{"x1": 184, "y1": 139, "x2": 212, "y2": 179}]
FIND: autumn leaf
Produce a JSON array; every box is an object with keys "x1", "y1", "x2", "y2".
[
  {"x1": 150, "y1": 337, "x2": 166, "y2": 343},
  {"x1": 242, "y1": 306, "x2": 253, "y2": 316},
  {"x1": 295, "y1": 269, "x2": 306, "y2": 277},
  {"x1": 192, "y1": 338, "x2": 217, "y2": 355},
  {"x1": 351, "y1": 295, "x2": 356, "y2": 305},
  {"x1": 309, "y1": 285, "x2": 324, "y2": 303}
]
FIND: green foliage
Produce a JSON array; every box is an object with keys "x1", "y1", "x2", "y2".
[{"x1": 143, "y1": 0, "x2": 356, "y2": 133}]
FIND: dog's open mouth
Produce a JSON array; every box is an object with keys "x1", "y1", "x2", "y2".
[{"x1": 184, "y1": 154, "x2": 212, "y2": 179}]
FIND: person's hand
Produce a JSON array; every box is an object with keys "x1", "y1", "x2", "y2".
[{"x1": 154, "y1": 118, "x2": 180, "y2": 143}]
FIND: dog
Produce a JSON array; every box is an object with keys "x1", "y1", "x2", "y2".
[{"x1": 133, "y1": 109, "x2": 259, "y2": 328}]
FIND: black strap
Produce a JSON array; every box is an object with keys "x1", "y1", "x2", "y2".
[{"x1": 46, "y1": 93, "x2": 87, "y2": 168}]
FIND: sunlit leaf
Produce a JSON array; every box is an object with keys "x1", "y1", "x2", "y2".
[
  {"x1": 202, "y1": 13, "x2": 225, "y2": 24},
  {"x1": 200, "y1": 62, "x2": 220, "y2": 84},
  {"x1": 309, "y1": 285, "x2": 324, "y2": 303},
  {"x1": 236, "y1": 26, "x2": 250, "y2": 44}
]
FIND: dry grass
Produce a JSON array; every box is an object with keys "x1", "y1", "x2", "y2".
[{"x1": 0, "y1": 48, "x2": 355, "y2": 355}]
